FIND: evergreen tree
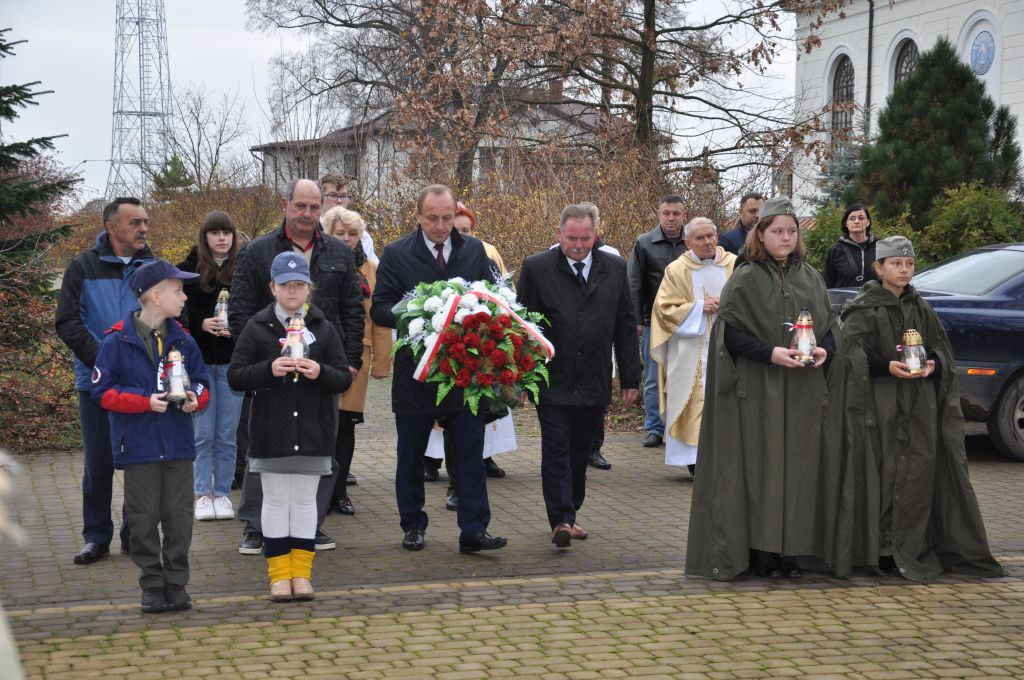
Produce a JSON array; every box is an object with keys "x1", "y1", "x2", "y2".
[
  {"x1": 151, "y1": 154, "x2": 194, "y2": 194},
  {"x1": 845, "y1": 37, "x2": 1022, "y2": 228}
]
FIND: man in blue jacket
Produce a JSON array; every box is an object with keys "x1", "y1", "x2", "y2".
[{"x1": 56, "y1": 197, "x2": 154, "y2": 564}]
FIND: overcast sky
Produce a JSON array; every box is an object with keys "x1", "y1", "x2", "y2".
[
  {"x1": 2, "y1": 1, "x2": 283, "y2": 202},
  {"x1": 2, "y1": 1, "x2": 796, "y2": 205}
]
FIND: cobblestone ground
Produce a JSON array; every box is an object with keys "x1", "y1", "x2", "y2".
[{"x1": 5, "y1": 378, "x2": 1024, "y2": 679}]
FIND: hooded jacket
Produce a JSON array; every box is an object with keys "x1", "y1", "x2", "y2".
[
  {"x1": 823, "y1": 234, "x2": 880, "y2": 289},
  {"x1": 56, "y1": 232, "x2": 155, "y2": 390},
  {"x1": 90, "y1": 313, "x2": 210, "y2": 469}
]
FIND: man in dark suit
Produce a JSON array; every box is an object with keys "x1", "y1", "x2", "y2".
[
  {"x1": 371, "y1": 184, "x2": 507, "y2": 554},
  {"x1": 517, "y1": 204, "x2": 640, "y2": 548}
]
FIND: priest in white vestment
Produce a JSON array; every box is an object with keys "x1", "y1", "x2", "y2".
[{"x1": 650, "y1": 217, "x2": 736, "y2": 473}]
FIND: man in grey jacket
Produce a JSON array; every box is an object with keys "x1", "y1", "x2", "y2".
[{"x1": 627, "y1": 194, "x2": 687, "y2": 448}]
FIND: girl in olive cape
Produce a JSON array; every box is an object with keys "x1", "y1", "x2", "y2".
[
  {"x1": 837, "y1": 236, "x2": 1003, "y2": 580},
  {"x1": 685, "y1": 198, "x2": 847, "y2": 581}
]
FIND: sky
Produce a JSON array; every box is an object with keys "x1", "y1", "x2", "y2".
[
  {"x1": 2, "y1": 1, "x2": 284, "y2": 202},
  {"x1": 1, "y1": 1, "x2": 797, "y2": 205}
]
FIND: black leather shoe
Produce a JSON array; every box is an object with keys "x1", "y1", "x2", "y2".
[
  {"x1": 73, "y1": 542, "x2": 109, "y2": 565},
  {"x1": 589, "y1": 451, "x2": 612, "y2": 470},
  {"x1": 315, "y1": 530, "x2": 336, "y2": 551},
  {"x1": 347, "y1": 472, "x2": 358, "y2": 486},
  {"x1": 403, "y1": 528, "x2": 425, "y2": 551},
  {"x1": 484, "y1": 457, "x2": 506, "y2": 478},
  {"x1": 423, "y1": 463, "x2": 440, "y2": 482},
  {"x1": 642, "y1": 433, "x2": 663, "y2": 447},
  {"x1": 445, "y1": 483, "x2": 458, "y2": 511},
  {"x1": 164, "y1": 585, "x2": 192, "y2": 611},
  {"x1": 459, "y1": 531, "x2": 508, "y2": 554},
  {"x1": 778, "y1": 560, "x2": 802, "y2": 579},
  {"x1": 141, "y1": 587, "x2": 167, "y2": 614},
  {"x1": 333, "y1": 496, "x2": 355, "y2": 515},
  {"x1": 238, "y1": 531, "x2": 263, "y2": 555}
]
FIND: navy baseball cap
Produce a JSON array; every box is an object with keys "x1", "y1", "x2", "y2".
[
  {"x1": 271, "y1": 251, "x2": 313, "y2": 284},
  {"x1": 131, "y1": 259, "x2": 198, "y2": 296}
]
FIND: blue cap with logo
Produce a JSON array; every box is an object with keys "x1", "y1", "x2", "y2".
[
  {"x1": 131, "y1": 259, "x2": 198, "y2": 297},
  {"x1": 271, "y1": 251, "x2": 313, "y2": 285}
]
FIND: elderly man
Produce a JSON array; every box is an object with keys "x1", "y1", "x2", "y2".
[
  {"x1": 56, "y1": 197, "x2": 155, "y2": 564},
  {"x1": 627, "y1": 194, "x2": 688, "y2": 449},
  {"x1": 320, "y1": 173, "x2": 377, "y2": 264},
  {"x1": 229, "y1": 178, "x2": 365, "y2": 555},
  {"x1": 718, "y1": 192, "x2": 764, "y2": 255},
  {"x1": 518, "y1": 204, "x2": 640, "y2": 548},
  {"x1": 371, "y1": 184, "x2": 506, "y2": 554},
  {"x1": 650, "y1": 217, "x2": 737, "y2": 477}
]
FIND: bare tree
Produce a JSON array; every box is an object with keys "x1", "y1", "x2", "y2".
[{"x1": 167, "y1": 84, "x2": 254, "y2": 191}]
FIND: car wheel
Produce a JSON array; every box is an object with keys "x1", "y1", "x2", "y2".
[{"x1": 989, "y1": 374, "x2": 1024, "y2": 462}]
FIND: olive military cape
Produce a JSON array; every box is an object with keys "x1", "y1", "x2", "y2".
[
  {"x1": 836, "y1": 281, "x2": 1004, "y2": 579},
  {"x1": 685, "y1": 257, "x2": 846, "y2": 580}
]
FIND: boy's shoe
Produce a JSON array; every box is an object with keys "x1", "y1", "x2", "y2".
[
  {"x1": 212, "y1": 496, "x2": 234, "y2": 520},
  {"x1": 314, "y1": 530, "x2": 336, "y2": 551},
  {"x1": 239, "y1": 531, "x2": 264, "y2": 555},
  {"x1": 141, "y1": 587, "x2": 167, "y2": 613},
  {"x1": 195, "y1": 495, "x2": 216, "y2": 521},
  {"x1": 164, "y1": 585, "x2": 192, "y2": 611}
]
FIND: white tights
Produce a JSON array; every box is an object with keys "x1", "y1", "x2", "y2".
[{"x1": 260, "y1": 472, "x2": 319, "y2": 539}]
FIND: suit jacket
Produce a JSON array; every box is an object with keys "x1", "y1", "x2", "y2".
[
  {"x1": 371, "y1": 226, "x2": 497, "y2": 414},
  {"x1": 517, "y1": 247, "x2": 640, "y2": 407}
]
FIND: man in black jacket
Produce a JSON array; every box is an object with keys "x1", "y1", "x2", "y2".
[
  {"x1": 518, "y1": 204, "x2": 640, "y2": 548},
  {"x1": 229, "y1": 178, "x2": 365, "y2": 555},
  {"x1": 627, "y1": 194, "x2": 687, "y2": 448},
  {"x1": 371, "y1": 184, "x2": 507, "y2": 554}
]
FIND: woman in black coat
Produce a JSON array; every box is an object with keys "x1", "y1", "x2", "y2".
[{"x1": 823, "y1": 204, "x2": 880, "y2": 288}]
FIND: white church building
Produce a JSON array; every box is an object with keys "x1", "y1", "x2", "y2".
[{"x1": 792, "y1": 0, "x2": 1024, "y2": 214}]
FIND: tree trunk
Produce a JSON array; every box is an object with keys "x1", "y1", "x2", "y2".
[{"x1": 635, "y1": 0, "x2": 657, "y2": 154}]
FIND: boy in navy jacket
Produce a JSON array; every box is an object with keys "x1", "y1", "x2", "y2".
[{"x1": 91, "y1": 260, "x2": 211, "y2": 613}]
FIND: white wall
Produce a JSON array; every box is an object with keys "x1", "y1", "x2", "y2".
[{"x1": 793, "y1": 0, "x2": 1024, "y2": 214}]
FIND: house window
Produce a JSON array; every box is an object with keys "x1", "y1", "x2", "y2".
[
  {"x1": 831, "y1": 55, "x2": 855, "y2": 134},
  {"x1": 343, "y1": 152, "x2": 358, "y2": 179},
  {"x1": 292, "y1": 153, "x2": 319, "y2": 181},
  {"x1": 895, "y1": 41, "x2": 918, "y2": 84}
]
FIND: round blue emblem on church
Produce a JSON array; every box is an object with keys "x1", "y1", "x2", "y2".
[{"x1": 971, "y1": 31, "x2": 995, "y2": 76}]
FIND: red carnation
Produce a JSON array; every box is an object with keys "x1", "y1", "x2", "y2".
[
  {"x1": 476, "y1": 373, "x2": 495, "y2": 386},
  {"x1": 464, "y1": 355, "x2": 483, "y2": 371},
  {"x1": 483, "y1": 339, "x2": 497, "y2": 353},
  {"x1": 499, "y1": 315, "x2": 513, "y2": 328},
  {"x1": 439, "y1": 359, "x2": 454, "y2": 375},
  {"x1": 441, "y1": 331, "x2": 460, "y2": 345},
  {"x1": 474, "y1": 312, "x2": 491, "y2": 324},
  {"x1": 490, "y1": 349, "x2": 508, "y2": 367},
  {"x1": 464, "y1": 332, "x2": 481, "y2": 348},
  {"x1": 521, "y1": 354, "x2": 535, "y2": 371},
  {"x1": 499, "y1": 370, "x2": 517, "y2": 385},
  {"x1": 510, "y1": 334, "x2": 524, "y2": 348},
  {"x1": 454, "y1": 368, "x2": 472, "y2": 388},
  {"x1": 488, "y1": 324, "x2": 504, "y2": 337}
]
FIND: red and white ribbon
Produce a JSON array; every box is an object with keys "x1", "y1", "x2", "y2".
[{"x1": 412, "y1": 289, "x2": 554, "y2": 383}]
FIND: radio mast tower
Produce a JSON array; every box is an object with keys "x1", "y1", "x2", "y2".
[{"x1": 105, "y1": 0, "x2": 172, "y2": 199}]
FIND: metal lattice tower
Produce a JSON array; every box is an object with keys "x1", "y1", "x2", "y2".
[{"x1": 105, "y1": 0, "x2": 172, "y2": 199}]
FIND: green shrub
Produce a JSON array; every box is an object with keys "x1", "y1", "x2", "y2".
[{"x1": 921, "y1": 183, "x2": 1024, "y2": 264}]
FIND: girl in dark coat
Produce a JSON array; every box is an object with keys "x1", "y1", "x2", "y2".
[
  {"x1": 823, "y1": 204, "x2": 880, "y2": 288},
  {"x1": 178, "y1": 211, "x2": 242, "y2": 522},
  {"x1": 228, "y1": 252, "x2": 351, "y2": 602}
]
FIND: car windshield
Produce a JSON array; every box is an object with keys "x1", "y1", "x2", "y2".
[{"x1": 913, "y1": 249, "x2": 1024, "y2": 295}]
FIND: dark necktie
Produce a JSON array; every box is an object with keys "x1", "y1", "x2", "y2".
[
  {"x1": 573, "y1": 261, "x2": 587, "y2": 289},
  {"x1": 435, "y1": 243, "x2": 447, "y2": 272}
]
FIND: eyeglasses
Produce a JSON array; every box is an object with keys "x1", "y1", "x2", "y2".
[
  {"x1": 847, "y1": 215, "x2": 869, "y2": 222},
  {"x1": 325, "y1": 192, "x2": 350, "y2": 200}
]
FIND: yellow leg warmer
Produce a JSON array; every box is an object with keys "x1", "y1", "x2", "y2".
[
  {"x1": 267, "y1": 554, "x2": 292, "y2": 584},
  {"x1": 290, "y1": 549, "x2": 315, "y2": 580}
]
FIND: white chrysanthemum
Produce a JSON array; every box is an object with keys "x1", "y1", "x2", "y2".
[
  {"x1": 458, "y1": 294, "x2": 477, "y2": 309},
  {"x1": 497, "y1": 287, "x2": 517, "y2": 304},
  {"x1": 423, "y1": 295, "x2": 443, "y2": 312},
  {"x1": 423, "y1": 332, "x2": 439, "y2": 349},
  {"x1": 472, "y1": 304, "x2": 491, "y2": 317},
  {"x1": 469, "y1": 280, "x2": 490, "y2": 294},
  {"x1": 407, "y1": 317, "x2": 426, "y2": 337},
  {"x1": 448, "y1": 277, "x2": 468, "y2": 288},
  {"x1": 431, "y1": 312, "x2": 448, "y2": 331},
  {"x1": 453, "y1": 308, "x2": 471, "y2": 324},
  {"x1": 440, "y1": 287, "x2": 455, "y2": 301}
]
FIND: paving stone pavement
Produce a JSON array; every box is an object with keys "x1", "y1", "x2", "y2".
[{"x1": 4, "y1": 378, "x2": 1024, "y2": 679}]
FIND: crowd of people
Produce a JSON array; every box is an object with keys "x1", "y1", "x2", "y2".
[{"x1": 55, "y1": 178, "x2": 1004, "y2": 613}]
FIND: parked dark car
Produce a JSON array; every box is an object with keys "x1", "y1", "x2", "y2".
[{"x1": 829, "y1": 243, "x2": 1024, "y2": 461}]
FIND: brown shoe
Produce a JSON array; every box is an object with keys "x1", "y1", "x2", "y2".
[
  {"x1": 269, "y1": 579, "x2": 292, "y2": 602},
  {"x1": 551, "y1": 523, "x2": 572, "y2": 548},
  {"x1": 291, "y1": 577, "x2": 315, "y2": 601},
  {"x1": 570, "y1": 524, "x2": 588, "y2": 540}
]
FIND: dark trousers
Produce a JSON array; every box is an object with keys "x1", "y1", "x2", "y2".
[
  {"x1": 395, "y1": 411, "x2": 489, "y2": 538},
  {"x1": 78, "y1": 391, "x2": 129, "y2": 547},
  {"x1": 332, "y1": 418, "x2": 355, "y2": 502},
  {"x1": 123, "y1": 459, "x2": 193, "y2": 590},
  {"x1": 591, "y1": 410, "x2": 606, "y2": 454},
  {"x1": 237, "y1": 396, "x2": 339, "y2": 534},
  {"x1": 536, "y1": 404, "x2": 605, "y2": 529},
  {"x1": 233, "y1": 393, "x2": 252, "y2": 485}
]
